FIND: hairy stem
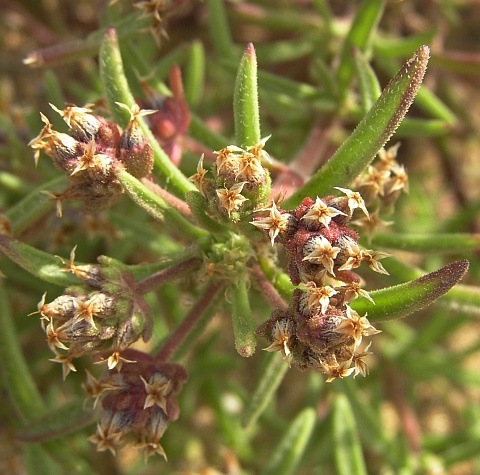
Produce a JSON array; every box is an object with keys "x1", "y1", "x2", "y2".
[
  {"x1": 136, "y1": 257, "x2": 202, "y2": 295},
  {"x1": 155, "y1": 280, "x2": 224, "y2": 362},
  {"x1": 250, "y1": 260, "x2": 288, "y2": 310}
]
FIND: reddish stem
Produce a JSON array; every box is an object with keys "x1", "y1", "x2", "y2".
[
  {"x1": 136, "y1": 257, "x2": 202, "y2": 295},
  {"x1": 250, "y1": 261, "x2": 288, "y2": 310},
  {"x1": 155, "y1": 280, "x2": 224, "y2": 362},
  {"x1": 140, "y1": 177, "x2": 194, "y2": 219}
]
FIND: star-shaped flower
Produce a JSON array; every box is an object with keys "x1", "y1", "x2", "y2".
[
  {"x1": 188, "y1": 154, "x2": 209, "y2": 196},
  {"x1": 95, "y1": 351, "x2": 136, "y2": 371},
  {"x1": 361, "y1": 250, "x2": 391, "y2": 275},
  {"x1": 49, "y1": 351, "x2": 77, "y2": 380},
  {"x1": 250, "y1": 201, "x2": 291, "y2": 245},
  {"x1": 300, "y1": 282, "x2": 338, "y2": 314},
  {"x1": 335, "y1": 307, "x2": 381, "y2": 347},
  {"x1": 337, "y1": 236, "x2": 363, "y2": 271},
  {"x1": 141, "y1": 373, "x2": 172, "y2": 413},
  {"x1": 263, "y1": 319, "x2": 294, "y2": 361},
  {"x1": 353, "y1": 342, "x2": 373, "y2": 378},
  {"x1": 70, "y1": 139, "x2": 112, "y2": 176},
  {"x1": 302, "y1": 235, "x2": 341, "y2": 275},
  {"x1": 89, "y1": 420, "x2": 123, "y2": 456},
  {"x1": 82, "y1": 370, "x2": 126, "y2": 409},
  {"x1": 216, "y1": 182, "x2": 249, "y2": 216},
  {"x1": 334, "y1": 187, "x2": 369, "y2": 218},
  {"x1": 302, "y1": 196, "x2": 346, "y2": 228}
]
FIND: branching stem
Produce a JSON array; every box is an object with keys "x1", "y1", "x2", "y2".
[
  {"x1": 155, "y1": 280, "x2": 224, "y2": 362},
  {"x1": 136, "y1": 257, "x2": 202, "y2": 295}
]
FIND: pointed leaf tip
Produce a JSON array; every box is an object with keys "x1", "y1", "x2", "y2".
[{"x1": 351, "y1": 259, "x2": 469, "y2": 322}]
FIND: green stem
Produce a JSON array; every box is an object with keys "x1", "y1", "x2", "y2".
[
  {"x1": 99, "y1": 28, "x2": 196, "y2": 195},
  {"x1": 231, "y1": 272, "x2": 257, "y2": 357},
  {"x1": 116, "y1": 168, "x2": 208, "y2": 241}
]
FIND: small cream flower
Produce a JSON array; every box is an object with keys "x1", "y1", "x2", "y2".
[
  {"x1": 216, "y1": 182, "x2": 249, "y2": 216},
  {"x1": 335, "y1": 307, "x2": 381, "y2": 347},
  {"x1": 337, "y1": 236, "x2": 363, "y2": 271},
  {"x1": 141, "y1": 373, "x2": 172, "y2": 413},
  {"x1": 353, "y1": 342, "x2": 373, "y2": 378},
  {"x1": 70, "y1": 139, "x2": 112, "y2": 176},
  {"x1": 361, "y1": 250, "x2": 391, "y2": 275},
  {"x1": 263, "y1": 319, "x2": 294, "y2": 360},
  {"x1": 334, "y1": 187, "x2": 369, "y2": 218},
  {"x1": 302, "y1": 197, "x2": 346, "y2": 228},
  {"x1": 49, "y1": 350, "x2": 77, "y2": 380},
  {"x1": 189, "y1": 154, "x2": 209, "y2": 196},
  {"x1": 302, "y1": 235, "x2": 341, "y2": 275},
  {"x1": 301, "y1": 282, "x2": 338, "y2": 314},
  {"x1": 251, "y1": 201, "x2": 291, "y2": 245}
]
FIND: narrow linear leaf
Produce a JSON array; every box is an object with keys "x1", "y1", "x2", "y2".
[
  {"x1": 351, "y1": 259, "x2": 469, "y2": 322},
  {"x1": 353, "y1": 47, "x2": 382, "y2": 113},
  {"x1": 283, "y1": 46, "x2": 430, "y2": 209},
  {"x1": 243, "y1": 353, "x2": 289, "y2": 430},
  {"x1": 377, "y1": 55, "x2": 457, "y2": 126},
  {"x1": 231, "y1": 275, "x2": 257, "y2": 357},
  {"x1": 370, "y1": 233, "x2": 480, "y2": 253},
  {"x1": 0, "y1": 235, "x2": 80, "y2": 287},
  {"x1": 115, "y1": 168, "x2": 207, "y2": 240},
  {"x1": 185, "y1": 40, "x2": 206, "y2": 107},
  {"x1": 336, "y1": 0, "x2": 386, "y2": 100},
  {"x1": 234, "y1": 43, "x2": 261, "y2": 147},
  {"x1": 374, "y1": 29, "x2": 436, "y2": 57},
  {"x1": 333, "y1": 394, "x2": 368, "y2": 475},
  {"x1": 16, "y1": 400, "x2": 95, "y2": 443},
  {"x1": 189, "y1": 113, "x2": 229, "y2": 151},
  {"x1": 396, "y1": 117, "x2": 450, "y2": 137},
  {"x1": 205, "y1": 0, "x2": 238, "y2": 58},
  {"x1": 99, "y1": 28, "x2": 196, "y2": 195},
  {"x1": 5, "y1": 175, "x2": 68, "y2": 236},
  {"x1": 261, "y1": 407, "x2": 316, "y2": 475},
  {"x1": 381, "y1": 257, "x2": 480, "y2": 316},
  {"x1": 0, "y1": 282, "x2": 46, "y2": 423},
  {"x1": 23, "y1": 444, "x2": 62, "y2": 475}
]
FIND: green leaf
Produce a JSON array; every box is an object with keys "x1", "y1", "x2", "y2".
[
  {"x1": 189, "y1": 113, "x2": 229, "y2": 151},
  {"x1": 0, "y1": 282, "x2": 46, "y2": 423},
  {"x1": 0, "y1": 235, "x2": 80, "y2": 287},
  {"x1": 353, "y1": 47, "x2": 382, "y2": 113},
  {"x1": 234, "y1": 43, "x2": 261, "y2": 147},
  {"x1": 377, "y1": 55, "x2": 457, "y2": 126},
  {"x1": 99, "y1": 28, "x2": 196, "y2": 195},
  {"x1": 282, "y1": 46, "x2": 430, "y2": 209},
  {"x1": 261, "y1": 407, "x2": 316, "y2": 475},
  {"x1": 335, "y1": 0, "x2": 386, "y2": 101},
  {"x1": 185, "y1": 40, "x2": 206, "y2": 107},
  {"x1": 242, "y1": 353, "x2": 289, "y2": 430},
  {"x1": 333, "y1": 394, "x2": 368, "y2": 475},
  {"x1": 16, "y1": 400, "x2": 95, "y2": 442},
  {"x1": 115, "y1": 168, "x2": 208, "y2": 240},
  {"x1": 5, "y1": 175, "x2": 68, "y2": 235},
  {"x1": 205, "y1": 0, "x2": 238, "y2": 58},
  {"x1": 370, "y1": 233, "x2": 480, "y2": 254},
  {"x1": 374, "y1": 29, "x2": 436, "y2": 57},
  {"x1": 231, "y1": 274, "x2": 257, "y2": 357},
  {"x1": 351, "y1": 259, "x2": 469, "y2": 322}
]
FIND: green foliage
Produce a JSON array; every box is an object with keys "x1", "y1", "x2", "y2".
[{"x1": 1, "y1": 1, "x2": 480, "y2": 474}]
